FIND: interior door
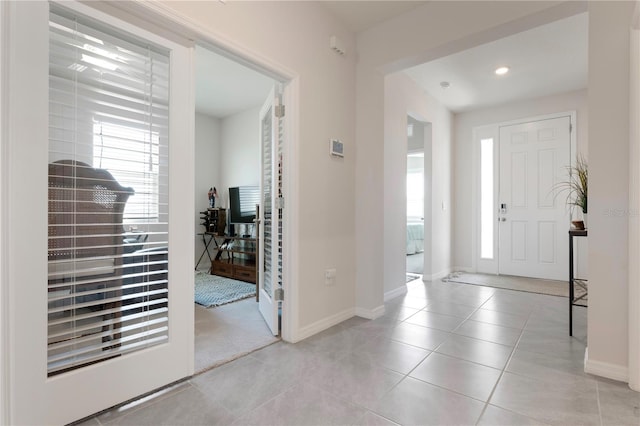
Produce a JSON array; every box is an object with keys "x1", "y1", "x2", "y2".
[
  {"x1": 498, "y1": 116, "x2": 571, "y2": 280},
  {"x1": 258, "y1": 87, "x2": 283, "y2": 335},
  {"x1": 4, "y1": 3, "x2": 194, "y2": 424}
]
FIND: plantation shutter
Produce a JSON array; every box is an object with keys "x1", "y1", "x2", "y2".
[
  {"x1": 275, "y1": 98, "x2": 284, "y2": 302},
  {"x1": 261, "y1": 105, "x2": 273, "y2": 298},
  {"x1": 47, "y1": 6, "x2": 170, "y2": 376}
]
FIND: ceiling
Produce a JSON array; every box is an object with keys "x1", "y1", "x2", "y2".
[
  {"x1": 321, "y1": 1, "x2": 428, "y2": 33},
  {"x1": 195, "y1": 1, "x2": 427, "y2": 118},
  {"x1": 403, "y1": 12, "x2": 588, "y2": 113},
  {"x1": 196, "y1": 5, "x2": 587, "y2": 118},
  {"x1": 195, "y1": 46, "x2": 274, "y2": 118}
]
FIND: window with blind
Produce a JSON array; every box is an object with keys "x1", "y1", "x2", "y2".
[{"x1": 47, "y1": 6, "x2": 169, "y2": 376}]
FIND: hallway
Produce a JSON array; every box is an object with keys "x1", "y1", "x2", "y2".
[{"x1": 79, "y1": 278, "x2": 638, "y2": 425}]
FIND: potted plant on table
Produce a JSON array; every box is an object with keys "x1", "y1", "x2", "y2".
[{"x1": 558, "y1": 155, "x2": 588, "y2": 229}]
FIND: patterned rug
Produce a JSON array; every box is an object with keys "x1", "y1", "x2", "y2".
[
  {"x1": 194, "y1": 272, "x2": 256, "y2": 308},
  {"x1": 443, "y1": 272, "x2": 587, "y2": 303}
]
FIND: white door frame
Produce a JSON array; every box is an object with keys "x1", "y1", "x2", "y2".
[
  {"x1": 406, "y1": 115, "x2": 432, "y2": 279},
  {"x1": 94, "y1": 0, "x2": 299, "y2": 342},
  {"x1": 2, "y1": 1, "x2": 194, "y2": 423},
  {"x1": 471, "y1": 111, "x2": 577, "y2": 275},
  {"x1": 628, "y1": 24, "x2": 640, "y2": 391},
  {"x1": 258, "y1": 87, "x2": 282, "y2": 335},
  {"x1": 1, "y1": 1, "x2": 300, "y2": 422},
  {"x1": 0, "y1": 1, "x2": 9, "y2": 423}
]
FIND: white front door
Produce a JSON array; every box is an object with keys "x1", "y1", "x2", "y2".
[
  {"x1": 4, "y1": 3, "x2": 194, "y2": 424},
  {"x1": 498, "y1": 116, "x2": 572, "y2": 280},
  {"x1": 258, "y1": 87, "x2": 283, "y2": 335}
]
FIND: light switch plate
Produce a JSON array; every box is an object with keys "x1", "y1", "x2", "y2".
[{"x1": 330, "y1": 139, "x2": 344, "y2": 158}]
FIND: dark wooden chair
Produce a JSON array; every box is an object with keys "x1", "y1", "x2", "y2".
[{"x1": 47, "y1": 160, "x2": 134, "y2": 352}]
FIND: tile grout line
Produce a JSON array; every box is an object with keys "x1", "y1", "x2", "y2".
[
  {"x1": 595, "y1": 380, "x2": 604, "y2": 426},
  {"x1": 473, "y1": 293, "x2": 536, "y2": 425}
]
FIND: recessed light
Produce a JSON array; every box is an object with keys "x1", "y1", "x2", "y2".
[
  {"x1": 440, "y1": 81, "x2": 451, "y2": 89},
  {"x1": 495, "y1": 66, "x2": 510, "y2": 76}
]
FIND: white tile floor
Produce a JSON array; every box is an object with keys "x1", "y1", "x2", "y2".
[{"x1": 79, "y1": 278, "x2": 639, "y2": 426}]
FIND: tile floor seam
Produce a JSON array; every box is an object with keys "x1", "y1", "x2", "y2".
[
  {"x1": 449, "y1": 326, "x2": 518, "y2": 349},
  {"x1": 406, "y1": 372, "x2": 498, "y2": 406},
  {"x1": 229, "y1": 378, "x2": 305, "y2": 422},
  {"x1": 353, "y1": 350, "x2": 438, "y2": 421},
  {"x1": 360, "y1": 410, "x2": 399, "y2": 426},
  {"x1": 479, "y1": 303, "x2": 537, "y2": 423},
  {"x1": 596, "y1": 379, "x2": 604, "y2": 426}
]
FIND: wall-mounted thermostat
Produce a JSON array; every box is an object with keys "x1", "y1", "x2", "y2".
[{"x1": 330, "y1": 139, "x2": 344, "y2": 158}]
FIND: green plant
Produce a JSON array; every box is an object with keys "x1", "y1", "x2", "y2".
[{"x1": 557, "y1": 155, "x2": 588, "y2": 214}]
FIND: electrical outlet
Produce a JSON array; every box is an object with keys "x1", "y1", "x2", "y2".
[{"x1": 325, "y1": 268, "x2": 336, "y2": 286}]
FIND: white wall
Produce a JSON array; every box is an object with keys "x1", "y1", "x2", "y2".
[
  {"x1": 407, "y1": 116, "x2": 424, "y2": 153},
  {"x1": 356, "y1": 1, "x2": 584, "y2": 315},
  {"x1": 586, "y1": 1, "x2": 635, "y2": 381},
  {"x1": 453, "y1": 89, "x2": 588, "y2": 272},
  {"x1": 384, "y1": 72, "x2": 453, "y2": 295},
  {"x1": 194, "y1": 112, "x2": 221, "y2": 265},
  {"x1": 219, "y1": 105, "x2": 261, "y2": 208},
  {"x1": 158, "y1": 1, "x2": 357, "y2": 337}
]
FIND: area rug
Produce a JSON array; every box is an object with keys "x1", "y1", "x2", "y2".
[
  {"x1": 194, "y1": 272, "x2": 256, "y2": 308},
  {"x1": 443, "y1": 272, "x2": 587, "y2": 303}
]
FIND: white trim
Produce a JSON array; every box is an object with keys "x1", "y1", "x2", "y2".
[
  {"x1": 423, "y1": 268, "x2": 452, "y2": 282},
  {"x1": 294, "y1": 308, "x2": 355, "y2": 343},
  {"x1": 470, "y1": 111, "x2": 578, "y2": 279},
  {"x1": 384, "y1": 285, "x2": 407, "y2": 302},
  {"x1": 452, "y1": 266, "x2": 475, "y2": 274},
  {"x1": 355, "y1": 305, "x2": 386, "y2": 320},
  {"x1": 472, "y1": 124, "x2": 499, "y2": 275},
  {"x1": 113, "y1": 0, "x2": 300, "y2": 344},
  {"x1": 0, "y1": 1, "x2": 10, "y2": 423},
  {"x1": 629, "y1": 27, "x2": 640, "y2": 392},
  {"x1": 6, "y1": 2, "x2": 194, "y2": 423},
  {"x1": 130, "y1": 1, "x2": 296, "y2": 83},
  {"x1": 584, "y1": 348, "x2": 629, "y2": 383},
  {"x1": 281, "y1": 78, "x2": 299, "y2": 343}
]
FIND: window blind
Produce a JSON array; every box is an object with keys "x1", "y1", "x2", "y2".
[{"x1": 47, "y1": 6, "x2": 169, "y2": 376}]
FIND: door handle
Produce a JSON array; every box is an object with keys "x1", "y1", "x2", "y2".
[{"x1": 500, "y1": 217, "x2": 507, "y2": 222}]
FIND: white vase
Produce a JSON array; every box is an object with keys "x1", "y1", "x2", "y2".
[{"x1": 583, "y1": 212, "x2": 588, "y2": 229}]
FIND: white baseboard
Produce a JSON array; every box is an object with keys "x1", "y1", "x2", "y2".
[
  {"x1": 424, "y1": 268, "x2": 451, "y2": 282},
  {"x1": 452, "y1": 266, "x2": 474, "y2": 273},
  {"x1": 355, "y1": 305, "x2": 385, "y2": 320},
  {"x1": 584, "y1": 347, "x2": 629, "y2": 382},
  {"x1": 384, "y1": 285, "x2": 407, "y2": 302},
  {"x1": 294, "y1": 307, "x2": 355, "y2": 342}
]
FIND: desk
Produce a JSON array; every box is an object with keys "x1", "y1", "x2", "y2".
[
  {"x1": 569, "y1": 229, "x2": 588, "y2": 336},
  {"x1": 195, "y1": 232, "x2": 216, "y2": 271}
]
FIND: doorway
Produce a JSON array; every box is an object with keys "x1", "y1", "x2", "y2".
[
  {"x1": 193, "y1": 45, "x2": 281, "y2": 373},
  {"x1": 406, "y1": 116, "x2": 432, "y2": 279},
  {"x1": 475, "y1": 113, "x2": 575, "y2": 280}
]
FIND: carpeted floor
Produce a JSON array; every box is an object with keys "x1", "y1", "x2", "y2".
[
  {"x1": 442, "y1": 272, "x2": 587, "y2": 303},
  {"x1": 195, "y1": 272, "x2": 256, "y2": 308}
]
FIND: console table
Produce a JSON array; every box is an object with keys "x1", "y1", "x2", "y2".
[
  {"x1": 569, "y1": 229, "x2": 588, "y2": 336},
  {"x1": 195, "y1": 232, "x2": 216, "y2": 271},
  {"x1": 210, "y1": 235, "x2": 257, "y2": 284}
]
